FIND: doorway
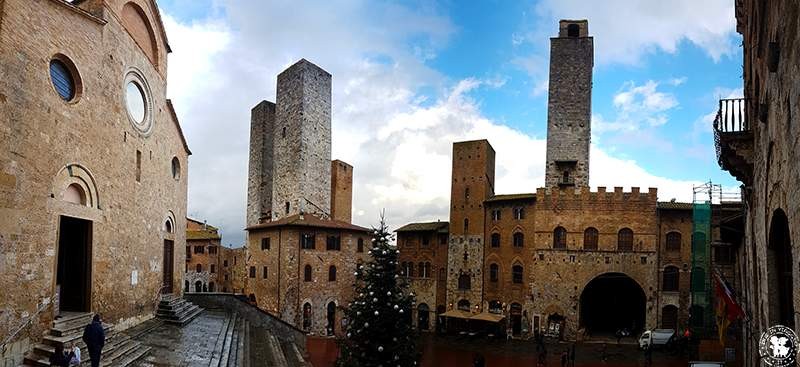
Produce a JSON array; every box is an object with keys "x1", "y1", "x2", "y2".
[
  {"x1": 417, "y1": 303, "x2": 430, "y2": 331},
  {"x1": 163, "y1": 240, "x2": 174, "y2": 294},
  {"x1": 56, "y1": 216, "x2": 92, "y2": 313},
  {"x1": 326, "y1": 302, "x2": 336, "y2": 336},
  {"x1": 510, "y1": 303, "x2": 522, "y2": 336}
]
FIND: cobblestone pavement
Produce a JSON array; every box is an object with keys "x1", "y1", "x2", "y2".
[
  {"x1": 308, "y1": 334, "x2": 690, "y2": 367},
  {"x1": 132, "y1": 311, "x2": 228, "y2": 366}
]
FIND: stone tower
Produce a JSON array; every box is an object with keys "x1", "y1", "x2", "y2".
[
  {"x1": 272, "y1": 59, "x2": 332, "y2": 219},
  {"x1": 447, "y1": 140, "x2": 495, "y2": 310},
  {"x1": 330, "y1": 160, "x2": 353, "y2": 223},
  {"x1": 544, "y1": 20, "x2": 593, "y2": 189},
  {"x1": 246, "y1": 101, "x2": 276, "y2": 226}
]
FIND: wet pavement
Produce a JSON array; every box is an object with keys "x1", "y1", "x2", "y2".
[
  {"x1": 307, "y1": 334, "x2": 690, "y2": 367},
  {"x1": 129, "y1": 311, "x2": 229, "y2": 366}
]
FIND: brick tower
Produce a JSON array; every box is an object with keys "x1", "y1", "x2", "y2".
[
  {"x1": 447, "y1": 140, "x2": 495, "y2": 311},
  {"x1": 544, "y1": 20, "x2": 593, "y2": 189},
  {"x1": 272, "y1": 59, "x2": 333, "y2": 219}
]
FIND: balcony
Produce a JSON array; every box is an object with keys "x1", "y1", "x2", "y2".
[{"x1": 714, "y1": 98, "x2": 753, "y2": 186}]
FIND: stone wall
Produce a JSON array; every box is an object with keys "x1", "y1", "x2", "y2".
[
  {"x1": 330, "y1": 160, "x2": 353, "y2": 223},
  {"x1": 656, "y1": 207, "x2": 693, "y2": 329},
  {"x1": 396, "y1": 228, "x2": 449, "y2": 331},
  {"x1": 544, "y1": 20, "x2": 593, "y2": 188},
  {"x1": 0, "y1": 0, "x2": 189, "y2": 362},
  {"x1": 273, "y1": 60, "x2": 332, "y2": 219}
]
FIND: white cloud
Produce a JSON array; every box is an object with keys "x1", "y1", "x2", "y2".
[
  {"x1": 164, "y1": 1, "x2": 709, "y2": 246},
  {"x1": 595, "y1": 80, "x2": 679, "y2": 133}
]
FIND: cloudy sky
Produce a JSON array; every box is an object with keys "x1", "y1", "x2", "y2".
[{"x1": 157, "y1": 0, "x2": 744, "y2": 246}]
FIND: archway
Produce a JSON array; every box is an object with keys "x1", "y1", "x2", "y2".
[
  {"x1": 194, "y1": 281, "x2": 202, "y2": 293},
  {"x1": 768, "y1": 209, "x2": 795, "y2": 328},
  {"x1": 580, "y1": 273, "x2": 646, "y2": 335},
  {"x1": 418, "y1": 303, "x2": 430, "y2": 331},
  {"x1": 326, "y1": 301, "x2": 336, "y2": 336},
  {"x1": 303, "y1": 303, "x2": 312, "y2": 331}
]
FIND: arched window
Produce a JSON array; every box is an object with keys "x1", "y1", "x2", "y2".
[
  {"x1": 663, "y1": 266, "x2": 679, "y2": 291},
  {"x1": 567, "y1": 23, "x2": 580, "y2": 37},
  {"x1": 357, "y1": 238, "x2": 364, "y2": 253},
  {"x1": 666, "y1": 232, "x2": 681, "y2": 252},
  {"x1": 553, "y1": 227, "x2": 567, "y2": 249},
  {"x1": 491, "y1": 233, "x2": 501, "y2": 248},
  {"x1": 458, "y1": 273, "x2": 471, "y2": 290},
  {"x1": 457, "y1": 299, "x2": 470, "y2": 311},
  {"x1": 418, "y1": 262, "x2": 425, "y2": 278},
  {"x1": 513, "y1": 232, "x2": 524, "y2": 247},
  {"x1": 425, "y1": 262, "x2": 431, "y2": 278},
  {"x1": 302, "y1": 303, "x2": 312, "y2": 331},
  {"x1": 584, "y1": 227, "x2": 598, "y2": 250},
  {"x1": 328, "y1": 265, "x2": 337, "y2": 281},
  {"x1": 164, "y1": 219, "x2": 173, "y2": 233},
  {"x1": 304, "y1": 264, "x2": 313, "y2": 282},
  {"x1": 512, "y1": 264, "x2": 523, "y2": 284},
  {"x1": 618, "y1": 228, "x2": 634, "y2": 251},
  {"x1": 464, "y1": 218, "x2": 469, "y2": 232},
  {"x1": 489, "y1": 263, "x2": 499, "y2": 282},
  {"x1": 196, "y1": 264, "x2": 202, "y2": 273},
  {"x1": 64, "y1": 184, "x2": 87, "y2": 206}
]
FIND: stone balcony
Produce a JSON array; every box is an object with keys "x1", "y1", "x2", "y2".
[{"x1": 714, "y1": 98, "x2": 753, "y2": 186}]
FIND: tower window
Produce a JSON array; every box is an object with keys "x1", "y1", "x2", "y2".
[
  {"x1": 465, "y1": 187, "x2": 470, "y2": 201},
  {"x1": 513, "y1": 232, "x2": 524, "y2": 247},
  {"x1": 282, "y1": 126, "x2": 286, "y2": 138},
  {"x1": 249, "y1": 266, "x2": 256, "y2": 278},
  {"x1": 464, "y1": 218, "x2": 469, "y2": 232},
  {"x1": 285, "y1": 201, "x2": 290, "y2": 214},
  {"x1": 301, "y1": 233, "x2": 315, "y2": 250},
  {"x1": 514, "y1": 207, "x2": 525, "y2": 220},
  {"x1": 512, "y1": 264, "x2": 523, "y2": 284},
  {"x1": 261, "y1": 237, "x2": 270, "y2": 250},
  {"x1": 562, "y1": 170, "x2": 571, "y2": 184},
  {"x1": 357, "y1": 238, "x2": 364, "y2": 253},
  {"x1": 262, "y1": 266, "x2": 268, "y2": 279},
  {"x1": 491, "y1": 233, "x2": 500, "y2": 248},
  {"x1": 567, "y1": 23, "x2": 580, "y2": 37},
  {"x1": 135, "y1": 150, "x2": 142, "y2": 182}
]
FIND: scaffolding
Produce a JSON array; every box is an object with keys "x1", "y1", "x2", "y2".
[{"x1": 690, "y1": 182, "x2": 718, "y2": 335}]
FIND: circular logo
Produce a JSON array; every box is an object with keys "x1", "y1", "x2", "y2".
[{"x1": 759, "y1": 325, "x2": 799, "y2": 367}]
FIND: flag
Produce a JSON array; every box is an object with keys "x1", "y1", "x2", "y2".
[{"x1": 714, "y1": 269, "x2": 745, "y2": 345}]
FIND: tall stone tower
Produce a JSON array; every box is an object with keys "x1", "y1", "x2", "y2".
[
  {"x1": 246, "y1": 101, "x2": 276, "y2": 226},
  {"x1": 330, "y1": 160, "x2": 353, "y2": 223},
  {"x1": 447, "y1": 140, "x2": 495, "y2": 310},
  {"x1": 272, "y1": 59, "x2": 332, "y2": 219},
  {"x1": 544, "y1": 20, "x2": 593, "y2": 189}
]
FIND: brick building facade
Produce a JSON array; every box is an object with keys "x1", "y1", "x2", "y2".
[
  {"x1": 243, "y1": 59, "x2": 371, "y2": 336},
  {"x1": 184, "y1": 218, "x2": 244, "y2": 294},
  {"x1": 0, "y1": 0, "x2": 190, "y2": 363}
]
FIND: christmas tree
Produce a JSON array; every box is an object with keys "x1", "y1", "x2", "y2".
[{"x1": 336, "y1": 214, "x2": 418, "y2": 367}]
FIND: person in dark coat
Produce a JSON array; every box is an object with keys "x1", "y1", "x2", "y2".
[
  {"x1": 82, "y1": 314, "x2": 105, "y2": 367},
  {"x1": 49, "y1": 345, "x2": 70, "y2": 367}
]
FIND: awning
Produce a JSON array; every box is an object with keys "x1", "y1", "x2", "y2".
[
  {"x1": 470, "y1": 312, "x2": 506, "y2": 323},
  {"x1": 440, "y1": 310, "x2": 473, "y2": 319}
]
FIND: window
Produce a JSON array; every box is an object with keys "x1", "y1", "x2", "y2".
[
  {"x1": 491, "y1": 233, "x2": 500, "y2": 248},
  {"x1": 663, "y1": 266, "x2": 679, "y2": 291},
  {"x1": 562, "y1": 170, "x2": 571, "y2": 183},
  {"x1": 357, "y1": 238, "x2": 364, "y2": 253},
  {"x1": 491, "y1": 209, "x2": 501, "y2": 221},
  {"x1": 304, "y1": 265, "x2": 313, "y2": 282},
  {"x1": 464, "y1": 218, "x2": 469, "y2": 232},
  {"x1": 514, "y1": 207, "x2": 525, "y2": 220},
  {"x1": 249, "y1": 266, "x2": 255, "y2": 278},
  {"x1": 196, "y1": 264, "x2": 202, "y2": 273},
  {"x1": 513, "y1": 232, "x2": 524, "y2": 248},
  {"x1": 458, "y1": 273, "x2": 471, "y2": 290},
  {"x1": 223, "y1": 260, "x2": 228, "y2": 267},
  {"x1": 439, "y1": 234, "x2": 448, "y2": 245},
  {"x1": 425, "y1": 262, "x2": 431, "y2": 278},
  {"x1": 490, "y1": 264, "x2": 499, "y2": 282},
  {"x1": 208, "y1": 246, "x2": 217, "y2": 255},
  {"x1": 418, "y1": 262, "x2": 425, "y2": 278},
  {"x1": 553, "y1": 227, "x2": 567, "y2": 249},
  {"x1": 49, "y1": 59, "x2": 77, "y2": 101},
  {"x1": 457, "y1": 299, "x2": 470, "y2": 311},
  {"x1": 124, "y1": 69, "x2": 152, "y2": 134},
  {"x1": 584, "y1": 227, "x2": 598, "y2": 250},
  {"x1": 512, "y1": 264, "x2": 523, "y2": 284},
  {"x1": 422, "y1": 236, "x2": 430, "y2": 246},
  {"x1": 666, "y1": 232, "x2": 681, "y2": 252},
  {"x1": 465, "y1": 187, "x2": 470, "y2": 201},
  {"x1": 328, "y1": 266, "x2": 337, "y2": 281},
  {"x1": 618, "y1": 228, "x2": 634, "y2": 251},
  {"x1": 126, "y1": 81, "x2": 146, "y2": 124},
  {"x1": 439, "y1": 268, "x2": 446, "y2": 281},
  {"x1": 194, "y1": 246, "x2": 204, "y2": 254},
  {"x1": 135, "y1": 150, "x2": 142, "y2": 182},
  {"x1": 285, "y1": 201, "x2": 290, "y2": 215},
  {"x1": 567, "y1": 23, "x2": 580, "y2": 37},
  {"x1": 185, "y1": 246, "x2": 191, "y2": 260},
  {"x1": 261, "y1": 237, "x2": 271, "y2": 250},
  {"x1": 262, "y1": 266, "x2": 268, "y2": 279},
  {"x1": 171, "y1": 157, "x2": 181, "y2": 180},
  {"x1": 282, "y1": 126, "x2": 287, "y2": 138},
  {"x1": 301, "y1": 233, "x2": 315, "y2": 249},
  {"x1": 210, "y1": 264, "x2": 216, "y2": 274},
  {"x1": 326, "y1": 235, "x2": 341, "y2": 251}
]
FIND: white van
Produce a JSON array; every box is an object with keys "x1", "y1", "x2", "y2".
[{"x1": 639, "y1": 329, "x2": 675, "y2": 349}]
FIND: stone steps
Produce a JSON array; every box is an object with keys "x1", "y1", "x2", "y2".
[{"x1": 155, "y1": 294, "x2": 203, "y2": 326}]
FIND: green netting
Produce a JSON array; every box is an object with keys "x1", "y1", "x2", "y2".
[{"x1": 691, "y1": 201, "x2": 712, "y2": 333}]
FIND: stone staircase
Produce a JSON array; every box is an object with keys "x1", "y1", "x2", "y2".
[
  {"x1": 155, "y1": 294, "x2": 203, "y2": 325},
  {"x1": 21, "y1": 312, "x2": 150, "y2": 367},
  {"x1": 209, "y1": 312, "x2": 308, "y2": 367}
]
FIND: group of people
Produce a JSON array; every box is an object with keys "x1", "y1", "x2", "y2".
[{"x1": 49, "y1": 314, "x2": 105, "y2": 367}]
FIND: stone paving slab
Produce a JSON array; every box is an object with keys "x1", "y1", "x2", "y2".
[{"x1": 132, "y1": 311, "x2": 228, "y2": 367}]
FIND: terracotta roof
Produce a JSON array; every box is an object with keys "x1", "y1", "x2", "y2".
[
  {"x1": 395, "y1": 221, "x2": 449, "y2": 233},
  {"x1": 246, "y1": 213, "x2": 370, "y2": 232},
  {"x1": 657, "y1": 201, "x2": 694, "y2": 210},
  {"x1": 485, "y1": 193, "x2": 536, "y2": 203},
  {"x1": 186, "y1": 217, "x2": 218, "y2": 231},
  {"x1": 187, "y1": 230, "x2": 221, "y2": 240}
]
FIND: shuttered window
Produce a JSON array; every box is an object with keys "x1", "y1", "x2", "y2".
[{"x1": 50, "y1": 60, "x2": 75, "y2": 101}]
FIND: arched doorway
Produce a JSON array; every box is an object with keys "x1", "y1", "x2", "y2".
[
  {"x1": 510, "y1": 303, "x2": 523, "y2": 336},
  {"x1": 580, "y1": 273, "x2": 646, "y2": 335},
  {"x1": 303, "y1": 303, "x2": 312, "y2": 331},
  {"x1": 661, "y1": 305, "x2": 678, "y2": 331},
  {"x1": 326, "y1": 301, "x2": 336, "y2": 336},
  {"x1": 194, "y1": 281, "x2": 202, "y2": 293},
  {"x1": 769, "y1": 209, "x2": 795, "y2": 328},
  {"x1": 418, "y1": 303, "x2": 430, "y2": 331}
]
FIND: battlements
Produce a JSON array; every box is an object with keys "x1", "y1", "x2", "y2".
[{"x1": 535, "y1": 186, "x2": 658, "y2": 203}]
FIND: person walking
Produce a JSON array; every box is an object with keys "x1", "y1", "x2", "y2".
[{"x1": 82, "y1": 314, "x2": 105, "y2": 367}]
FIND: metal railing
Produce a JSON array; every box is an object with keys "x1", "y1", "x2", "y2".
[
  {"x1": 1, "y1": 294, "x2": 55, "y2": 355},
  {"x1": 713, "y1": 98, "x2": 749, "y2": 133}
]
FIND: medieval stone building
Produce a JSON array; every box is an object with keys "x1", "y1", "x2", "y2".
[
  {"x1": 184, "y1": 218, "x2": 245, "y2": 294},
  {"x1": 714, "y1": 0, "x2": 800, "y2": 364},
  {"x1": 397, "y1": 20, "x2": 746, "y2": 354},
  {"x1": 0, "y1": 0, "x2": 190, "y2": 363},
  {"x1": 244, "y1": 59, "x2": 371, "y2": 336}
]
